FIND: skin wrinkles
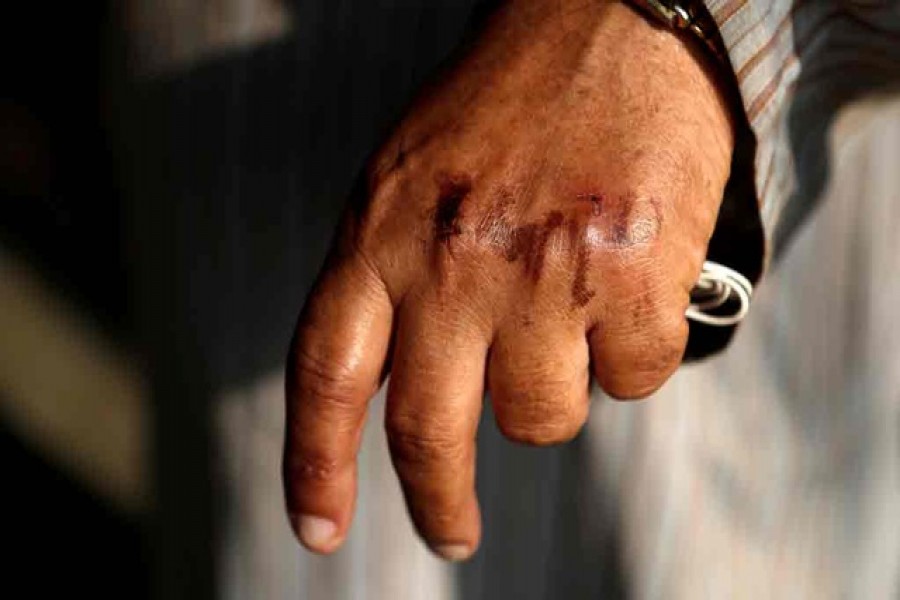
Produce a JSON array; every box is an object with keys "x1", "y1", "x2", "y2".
[
  {"x1": 288, "y1": 455, "x2": 341, "y2": 483},
  {"x1": 473, "y1": 195, "x2": 567, "y2": 282},
  {"x1": 435, "y1": 184, "x2": 662, "y2": 306},
  {"x1": 580, "y1": 192, "x2": 663, "y2": 250},
  {"x1": 475, "y1": 191, "x2": 516, "y2": 249},
  {"x1": 504, "y1": 210, "x2": 565, "y2": 281}
]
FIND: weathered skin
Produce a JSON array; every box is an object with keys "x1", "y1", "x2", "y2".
[{"x1": 284, "y1": 0, "x2": 736, "y2": 562}]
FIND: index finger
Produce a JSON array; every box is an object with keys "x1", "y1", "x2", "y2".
[{"x1": 284, "y1": 251, "x2": 393, "y2": 553}]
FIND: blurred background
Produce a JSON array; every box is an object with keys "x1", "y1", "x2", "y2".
[
  {"x1": 2, "y1": 1, "x2": 483, "y2": 598},
  {"x1": 2, "y1": 1, "x2": 898, "y2": 600},
  {"x1": 2, "y1": 1, "x2": 148, "y2": 597}
]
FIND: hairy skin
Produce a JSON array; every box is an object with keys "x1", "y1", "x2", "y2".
[{"x1": 284, "y1": 0, "x2": 736, "y2": 562}]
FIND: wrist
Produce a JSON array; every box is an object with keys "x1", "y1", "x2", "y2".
[
  {"x1": 469, "y1": 0, "x2": 736, "y2": 165},
  {"x1": 625, "y1": 0, "x2": 727, "y2": 64},
  {"x1": 614, "y1": 0, "x2": 738, "y2": 164}
]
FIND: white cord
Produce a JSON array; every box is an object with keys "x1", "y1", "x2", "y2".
[{"x1": 685, "y1": 261, "x2": 753, "y2": 327}]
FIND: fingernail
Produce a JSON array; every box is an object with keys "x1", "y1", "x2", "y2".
[
  {"x1": 433, "y1": 544, "x2": 472, "y2": 562},
  {"x1": 296, "y1": 515, "x2": 337, "y2": 550}
]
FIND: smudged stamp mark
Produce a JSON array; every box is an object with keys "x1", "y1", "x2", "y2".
[
  {"x1": 567, "y1": 217, "x2": 597, "y2": 308},
  {"x1": 572, "y1": 190, "x2": 664, "y2": 250},
  {"x1": 504, "y1": 210, "x2": 565, "y2": 282},
  {"x1": 433, "y1": 172, "x2": 472, "y2": 248},
  {"x1": 607, "y1": 193, "x2": 663, "y2": 248},
  {"x1": 571, "y1": 246, "x2": 596, "y2": 308},
  {"x1": 576, "y1": 192, "x2": 605, "y2": 217}
]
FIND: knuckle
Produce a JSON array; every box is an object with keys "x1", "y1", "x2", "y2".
[
  {"x1": 638, "y1": 304, "x2": 690, "y2": 361},
  {"x1": 495, "y1": 391, "x2": 588, "y2": 446},
  {"x1": 365, "y1": 150, "x2": 398, "y2": 187},
  {"x1": 385, "y1": 411, "x2": 468, "y2": 469},
  {"x1": 601, "y1": 377, "x2": 662, "y2": 401},
  {"x1": 293, "y1": 347, "x2": 363, "y2": 412},
  {"x1": 341, "y1": 162, "x2": 405, "y2": 261},
  {"x1": 620, "y1": 281, "x2": 689, "y2": 337},
  {"x1": 594, "y1": 309, "x2": 687, "y2": 402},
  {"x1": 366, "y1": 131, "x2": 423, "y2": 186},
  {"x1": 577, "y1": 190, "x2": 664, "y2": 254},
  {"x1": 596, "y1": 338, "x2": 685, "y2": 401}
]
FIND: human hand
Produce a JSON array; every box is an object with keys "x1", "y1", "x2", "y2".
[{"x1": 284, "y1": 0, "x2": 735, "y2": 561}]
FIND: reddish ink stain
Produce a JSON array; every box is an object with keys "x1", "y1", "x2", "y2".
[
  {"x1": 503, "y1": 223, "x2": 536, "y2": 262},
  {"x1": 577, "y1": 192, "x2": 605, "y2": 217},
  {"x1": 433, "y1": 173, "x2": 471, "y2": 246},
  {"x1": 473, "y1": 187, "x2": 662, "y2": 305},
  {"x1": 545, "y1": 210, "x2": 565, "y2": 229},
  {"x1": 611, "y1": 210, "x2": 631, "y2": 246},
  {"x1": 567, "y1": 218, "x2": 596, "y2": 308},
  {"x1": 504, "y1": 210, "x2": 564, "y2": 282},
  {"x1": 602, "y1": 193, "x2": 662, "y2": 249},
  {"x1": 572, "y1": 246, "x2": 596, "y2": 308}
]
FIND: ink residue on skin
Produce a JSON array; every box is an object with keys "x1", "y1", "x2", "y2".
[
  {"x1": 566, "y1": 191, "x2": 664, "y2": 306},
  {"x1": 567, "y1": 217, "x2": 596, "y2": 308},
  {"x1": 472, "y1": 186, "x2": 600, "y2": 303},
  {"x1": 577, "y1": 192, "x2": 605, "y2": 217},
  {"x1": 475, "y1": 189, "x2": 567, "y2": 283},
  {"x1": 504, "y1": 210, "x2": 565, "y2": 282},
  {"x1": 606, "y1": 194, "x2": 663, "y2": 249},
  {"x1": 433, "y1": 173, "x2": 472, "y2": 247},
  {"x1": 428, "y1": 180, "x2": 661, "y2": 308},
  {"x1": 571, "y1": 247, "x2": 595, "y2": 308}
]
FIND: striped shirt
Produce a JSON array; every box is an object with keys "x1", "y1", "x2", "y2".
[{"x1": 704, "y1": 0, "x2": 900, "y2": 257}]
